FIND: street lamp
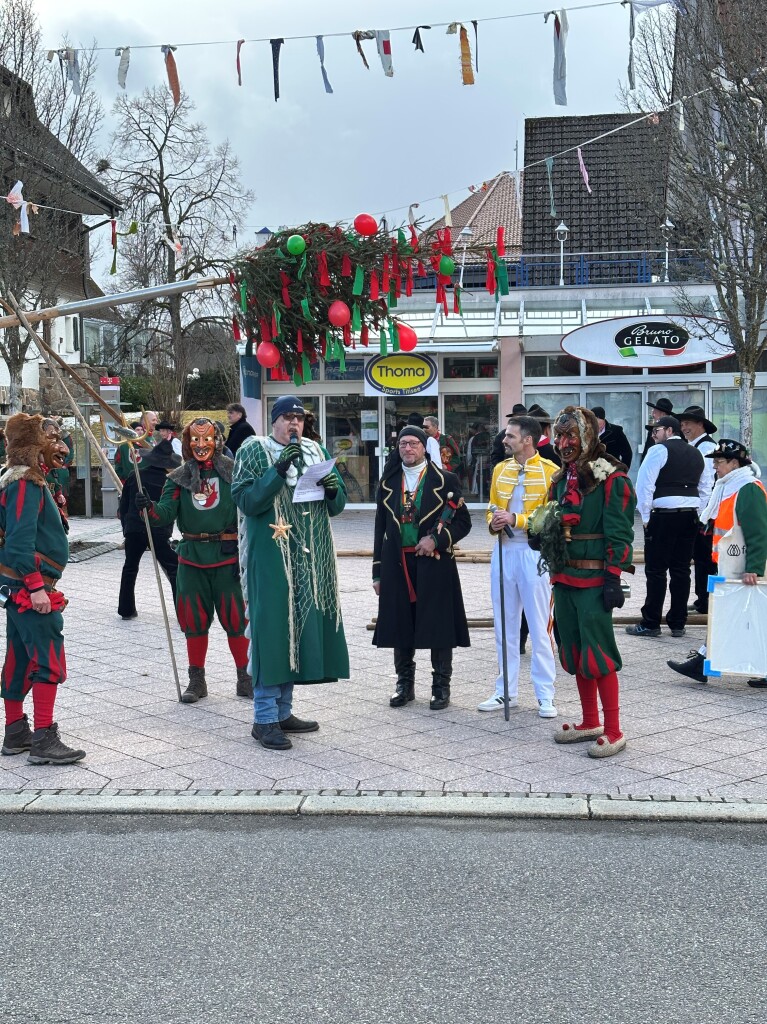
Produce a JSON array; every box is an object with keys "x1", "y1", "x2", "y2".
[
  {"x1": 459, "y1": 225, "x2": 473, "y2": 287},
  {"x1": 555, "y1": 221, "x2": 569, "y2": 287},
  {"x1": 660, "y1": 217, "x2": 675, "y2": 283}
]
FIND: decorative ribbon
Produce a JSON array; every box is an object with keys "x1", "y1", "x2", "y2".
[
  {"x1": 360, "y1": 324, "x2": 369, "y2": 347},
  {"x1": 316, "y1": 36, "x2": 333, "y2": 94},
  {"x1": 236, "y1": 39, "x2": 245, "y2": 86},
  {"x1": 544, "y1": 10, "x2": 569, "y2": 106},
  {"x1": 577, "y1": 147, "x2": 592, "y2": 194},
  {"x1": 352, "y1": 265, "x2": 365, "y2": 296},
  {"x1": 317, "y1": 251, "x2": 331, "y2": 287},
  {"x1": 301, "y1": 295, "x2": 311, "y2": 321},
  {"x1": 375, "y1": 30, "x2": 394, "y2": 77},
  {"x1": 352, "y1": 30, "x2": 375, "y2": 70},
  {"x1": 115, "y1": 46, "x2": 131, "y2": 89},
  {"x1": 161, "y1": 45, "x2": 181, "y2": 106},
  {"x1": 369, "y1": 270, "x2": 380, "y2": 300},
  {"x1": 472, "y1": 20, "x2": 479, "y2": 71},
  {"x1": 270, "y1": 39, "x2": 284, "y2": 101},
  {"x1": 5, "y1": 181, "x2": 34, "y2": 235},
  {"x1": 485, "y1": 251, "x2": 496, "y2": 295},
  {"x1": 382, "y1": 254, "x2": 390, "y2": 293},
  {"x1": 48, "y1": 48, "x2": 81, "y2": 96},
  {"x1": 109, "y1": 219, "x2": 138, "y2": 275},
  {"x1": 454, "y1": 285, "x2": 463, "y2": 315},
  {"x1": 545, "y1": 156, "x2": 557, "y2": 218},
  {"x1": 388, "y1": 319, "x2": 399, "y2": 353},
  {"x1": 279, "y1": 271, "x2": 292, "y2": 308},
  {"x1": 240, "y1": 282, "x2": 248, "y2": 313},
  {"x1": 351, "y1": 302, "x2": 362, "y2": 332},
  {"x1": 341, "y1": 253, "x2": 352, "y2": 277},
  {"x1": 379, "y1": 329, "x2": 387, "y2": 355},
  {"x1": 412, "y1": 26, "x2": 431, "y2": 52},
  {"x1": 496, "y1": 226, "x2": 506, "y2": 256}
]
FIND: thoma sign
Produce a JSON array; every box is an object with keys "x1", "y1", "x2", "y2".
[
  {"x1": 364, "y1": 352, "x2": 438, "y2": 396},
  {"x1": 561, "y1": 315, "x2": 733, "y2": 368}
]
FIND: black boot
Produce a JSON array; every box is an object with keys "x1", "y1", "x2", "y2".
[
  {"x1": 181, "y1": 665, "x2": 208, "y2": 704},
  {"x1": 430, "y1": 647, "x2": 453, "y2": 710},
  {"x1": 251, "y1": 722, "x2": 292, "y2": 750},
  {"x1": 390, "y1": 648, "x2": 416, "y2": 707},
  {"x1": 236, "y1": 666, "x2": 253, "y2": 699},
  {"x1": 667, "y1": 652, "x2": 707, "y2": 684},
  {"x1": 2, "y1": 714, "x2": 33, "y2": 756},
  {"x1": 279, "y1": 714, "x2": 319, "y2": 733},
  {"x1": 27, "y1": 723, "x2": 86, "y2": 765}
]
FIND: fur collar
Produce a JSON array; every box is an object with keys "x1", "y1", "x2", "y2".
[
  {"x1": 0, "y1": 464, "x2": 46, "y2": 491},
  {"x1": 553, "y1": 453, "x2": 625, "y2": 495},
  {"x1": 168, "y1": 453, "x2": 233, "y2": 493}
]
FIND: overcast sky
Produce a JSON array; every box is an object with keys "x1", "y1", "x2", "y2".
[{"x1": 35, "y1": 0, "x2": 635, "y2": 275}]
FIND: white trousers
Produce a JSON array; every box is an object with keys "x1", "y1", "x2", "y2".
[{"x1": 490, "y1": 539, "x2": 556, "y2": 702}]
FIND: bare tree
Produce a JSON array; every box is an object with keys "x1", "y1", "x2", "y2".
[
  {"x1": 623, "y1": 0, "x2": 767, "y2": 445},
  {"x1": 0, "y1": 0, "x2": 106, "y2": 410},
  {"x1": 106, "y1": 87, "x2": 254, "y2": 414}
]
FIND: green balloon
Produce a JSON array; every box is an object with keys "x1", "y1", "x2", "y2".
[
  {"x1": 439, "y1": 255, "x2": 456, "y2": 276},
  {"x1": 287, "y1": 234, "x2": 306, "y2": 255}
]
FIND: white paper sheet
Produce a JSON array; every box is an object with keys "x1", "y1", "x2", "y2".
[{"x1": 292, "y1": 457, "x2": 337, "y2": 503}]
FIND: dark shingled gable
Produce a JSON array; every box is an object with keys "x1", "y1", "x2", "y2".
[{"x1": 522, "y1": 113, "x2": 669, "y2": 263}]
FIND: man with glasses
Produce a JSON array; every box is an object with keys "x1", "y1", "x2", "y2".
[
  {"x1": 627, "y1": 415, "x2": 705, "y2": 639},
  {"x1": 372, "y1": 424, "x2": 471, "y2": 711},
  {"x1": 233, "y1": 396, "x2": 349, "y2": 750}
]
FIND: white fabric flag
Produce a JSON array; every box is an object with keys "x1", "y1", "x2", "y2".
[
  {"x1": 115, "y1": 47, "x2": 131, "y2": 89},
  {"x1": 545, "y1": 10, "x2": 569, "y2": 106}
]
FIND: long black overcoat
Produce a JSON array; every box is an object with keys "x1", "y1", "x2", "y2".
[{"x1": 372, "y1": 461, "x2": 471, "y2": 650}]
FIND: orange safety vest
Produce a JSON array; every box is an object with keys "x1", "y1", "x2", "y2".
[{"x1": 712, "y1": 479, "x2": 767, "y2": 560}]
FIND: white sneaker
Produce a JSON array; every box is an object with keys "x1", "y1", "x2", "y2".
[
  {"x1": 477, "y1": 695, "x2": 518, "y2": 712},
  {"x1": 538, "y1": 699, "x2": 558, "y2": 719}
]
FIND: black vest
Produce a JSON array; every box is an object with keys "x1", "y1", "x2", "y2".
[
  {"x1": 654, "y1": 439, "x2": 704, "y2": 500},
  {"x1": 692, "y1": 434, "x2": 716, "y2": 450}
]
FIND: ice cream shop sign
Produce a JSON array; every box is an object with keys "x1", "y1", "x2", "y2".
[{"x1": 561, "y1": 315, "x2": 733, "y2": 368}]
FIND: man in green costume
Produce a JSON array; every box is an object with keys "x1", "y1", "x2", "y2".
[
  {"x1": 115, "y1": 410, "x2": 157, "y2": 483},
  {"x1": 233, "y1": 395, "x2": 349, "y2": 751},
  {"x1": 136, "y1": 417, "x2": 252, "y2": 703}
]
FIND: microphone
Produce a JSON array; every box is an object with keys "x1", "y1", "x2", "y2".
[
  {"x1": 489, "y1": 503, "x2": 514, "y2": 539},
  {"x1": 289, "y1": 432, "x2": 298, "y2": 445}
]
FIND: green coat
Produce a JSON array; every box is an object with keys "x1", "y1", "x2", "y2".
[{"x1": 232, "y1": 436, "x2": 349, "y2": 687}]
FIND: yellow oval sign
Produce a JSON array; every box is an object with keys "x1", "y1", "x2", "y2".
[{"x1": 364, "y1": 353, "x2": 438, "y2": 396}]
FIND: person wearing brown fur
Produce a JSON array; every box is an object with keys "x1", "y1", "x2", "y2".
[{"x1": 0, "y1": 413, "x2": 85, "y2": 765}]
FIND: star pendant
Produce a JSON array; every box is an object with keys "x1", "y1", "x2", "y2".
[{"x1": 269, "y1": 515, "x2": 293, "y2": 542}]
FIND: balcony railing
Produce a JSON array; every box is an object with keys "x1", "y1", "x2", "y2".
[{"x1": 413, "y1": 249, "x2": 710, "y2": 291}]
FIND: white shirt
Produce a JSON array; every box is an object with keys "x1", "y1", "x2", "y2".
[
  {"x1": 171, "y1": 437, "x2": 183, "y2": 456},
  {"x1": 690, "y1": 435, "x2": 717, "y2": 512},
  {"x1": 426, "y1": 435, "x2": 443, "y2": 469},
  {"x1": 505, "y1": 464, "x2": 528, "y2": 542},
  {"x1": 635, "y1": 436, "x2": 706, "y2": 524},
  {"x1": 402, "y1": 459, "x2": 427, "y2": 493}
]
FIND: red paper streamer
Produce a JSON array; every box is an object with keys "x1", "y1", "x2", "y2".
[
  {"x1": 405, "y1": 260, "x2": 413, "y2": 296},
  {"x1": 408, "y1": 224, "x2": 419, "y2": 252},
  {"x1": 232, "y1": 316, "x2": 242, "y2": 341},
  {"x1": 417, "y1": 261, "x2": 427, "y2": 278},
  {"x1": 279, "y1": 271, "x2": 292, "y2": 308},
  {"x1": 485, "y1": 250, "x2": 496, "y2": 294},
  {"x1": 111, "y1": 219, "x2": 117, "y2": 247},
  {"x1": 382, "y1": 255, "x2": 390, "y2": 293},
  {"x1": 496, "y1": 226, "x2": 505, "y2": 257},
  {"x1": 259, "y1": 317, "x2": 272, "y2": 342},
  {"x1": 342, "y1": 322, "x2": 352, "y2": 347},
  {"x1": 317, "y1": 251, "x2": 331, "y2": 287},
  {"x1": 369, "y1": 270, "x2": 380, "y2": 300},
  {"x1": 341, "y1": 253, "x2": 352, "y2": 277},
  {"x1": 297, "y1": 329, "x2": 304, "y2": 353},
  {"x1": 360, "y1": 324, "x2": 369, "y2": 347}
]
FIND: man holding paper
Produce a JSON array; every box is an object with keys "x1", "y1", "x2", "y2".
[{"x1": 232, "y1": 396, "x2": 349, "y2": 750}]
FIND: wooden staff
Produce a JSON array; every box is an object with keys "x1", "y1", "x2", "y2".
[{"x1": 7, "y1": 293, "x2": 124, "y2": 493}]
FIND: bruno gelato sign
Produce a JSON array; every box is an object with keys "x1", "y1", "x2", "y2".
[
  {"x1": 364, "y1": 352, "x2": 438, "y2": 396},
  {"x1": 561, "y1": 315, "x2": 733, "y2": 368}
]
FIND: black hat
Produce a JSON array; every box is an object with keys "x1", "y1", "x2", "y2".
[
  {"x1": 406, "y1": 412, "x2": 425, "y2": 427},
  {"x1": 156, "y1": 420, "x2": 176, "y2": 432},
  {"x1": 140, "y1": 439, "x2": 181, "y2": 470},
  {"x1": 655, "y1": 415, "x2": 681, "y2": 433},
  {"x1": 678, "y1": 405, "x2": 717, "y2": 435},
  {"x1": 398, "y1": 425, "x2": 427, "y2": 447},
  {"x1": 591, "y1": 405, "x2": 606, "y2": 420},
  {"x1": 647, "y1": 397, "x2": 674, "y2": 415},
  {"x1": 704, "y1": 438, "x2": 752, "y2": 465},
  {"x1": 271, "y1": 395, "x2": 305, "y2": 423},
  {"x1": 506, "y1": 403, "x2": 527, "y2": 418},
  {"x1": 527, "y1": 403, "x2": 553, "y2": 425}
]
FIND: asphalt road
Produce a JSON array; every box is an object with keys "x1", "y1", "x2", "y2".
[{"x1": 1, "y1": 814, "x2": 765, "y2": 1024}]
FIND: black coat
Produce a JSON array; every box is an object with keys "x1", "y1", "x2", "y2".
[
  {"x1": 372, "y1": 463, "x2": 471, "y2": 650},
  {"x1": 119, "y1": 465, "x2": 173, "y2": 536},
  {"x1": 601, "y1": 421, "x2": 633, "y2": 469},
  {"x1": 226, "y1": 417, "x2": 256, "y2": 457},
  {"x1": 537, "y1": 440, "x2": 561, "y2": 466},
  {"x1": 490, "y1": 428, "x2": 507, "y2": 468}
]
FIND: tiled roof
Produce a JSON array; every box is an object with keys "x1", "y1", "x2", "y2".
[
  {"x1": 425, "y1": 171, "x2": 522, "y2": 252},
  {"x1": 522, "y1": 113, "x2": 669, "y2": 260}
]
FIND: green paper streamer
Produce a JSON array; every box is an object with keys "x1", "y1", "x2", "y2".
[
  {"x1": 388, "y1": 319, "x2": 399, "y2": 353},
  {"x1": 275, "y1": 247, "x2": 286, "y2": 259},
  {"x1": 110, "y1": 249, "x2": 117, "y2": 276},
  {"x1": 298, "y1": 253, "x2": 308, "y2": 280},
  {"x1": 302, "y1": 352, "x2": 311, "y2": 381},
  {"x1": 301, "y1": 296, "x2": 311, "y2": 321},
  {"x1": 379, "y1": 329, "x2": 387, "y2": 355},
  {"x1": 293, "y1": 368, "x2": 303, "y2": 387},
  {"x1": 397, "y1": 227, "x2": 408, "y2": 253},
  {"x1": 273, "y1": 303, "x2": 282, "y2": 337},
  {"x1": 389, "y1": 286, "x2": 398, "y2": 309},
  {"x1": 455, "y1": 284, "x2": 463, "y2": 315},
  {"x1": 338, "y1": 345, "x2": 346, "y2": 373},
  {"x1": 351, "y1": 301, "x2": 362, "y2": 332},
  {"x1": 240, "y1": 282, "x2": 247, "y2": 313},
  {"x1": 497, "y1": 260, "x2": 510, "y2": 296},
  {"x1": 352, "y1": 265, "x2": 365, "y2": 296},
  {"x1": 545, "y1": 157, "x2": 557, "y2": 219}
]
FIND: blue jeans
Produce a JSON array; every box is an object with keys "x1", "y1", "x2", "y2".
[{"x1": 253, "y1": 674, "x2": 294, "y2": 724}]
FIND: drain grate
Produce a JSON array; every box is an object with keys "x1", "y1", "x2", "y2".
[{"x1": 68, "y1": 540, "x2": 120, "y2": 563}]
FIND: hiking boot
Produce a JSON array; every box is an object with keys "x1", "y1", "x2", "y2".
[
  {"x1": 251, "y1": 722, "x2": 292, "y2": 750},
  {"x1": 2, "y1": 714, "x2": 33, "y2": 756},
  {"x1": 27, "y1": 723, "x2": 86, "y2": 765},
  {"x1": 236, "y1": 666, "x2": 253, "y2": 699},
  {"x1": 181, "y1": 665, "x2": 208, "y2": 704}
]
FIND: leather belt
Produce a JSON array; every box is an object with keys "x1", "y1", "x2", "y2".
[
  {"x1": 0, "y1": 539, "x2": 65, "y2": 574},
  {"x1": 566, "y1": 559, "x2": 605, "y2": 570},
  {"x1": 0, "y1": 563, "x2": 57, "y2": 587},
  {"x1": 569, "y1": 533, "x2": 604, "y2": 540},
  {"x1": 650, "y1": 508, "x2": 697, "y2": 514},
  {"x1": 181, "y1": 532, "x2": 238, "y2": 542}
]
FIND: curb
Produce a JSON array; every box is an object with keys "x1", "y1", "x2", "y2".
[{"x1": 0, "y1": 789, "x2": 765, "y2": 823}]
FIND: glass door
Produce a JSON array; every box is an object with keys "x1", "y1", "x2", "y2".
[
  {"x1": 325, "y1": 395, "x2": 380, "y2": 502},
  {"x1": 585, "y1": 389, "x2": 643, "y2": 483}
]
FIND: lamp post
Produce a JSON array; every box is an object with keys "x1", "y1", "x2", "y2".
[
  {"x1": 555, "y1": 221, "x2": 569, "y2": 287},
  {"x1": 459, "y1": 225, "x2": 473, "y2": 287},
  {"x1": 660, "y1": 217, "x2": 674, "y2": 283}
]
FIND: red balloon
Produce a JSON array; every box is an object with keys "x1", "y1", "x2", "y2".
[
  {"x1": 397, "y1": 322, "x2": 418, "y2": 352},
  {"x1": 256, "y1": 341, "x2": 281, "y2": 368},
  {"x1": 328, "y1": 300, "x2": 351, "y2": 327},
  {"x1": 354, "y1": 213, "x2": 378, "y2": 236}
]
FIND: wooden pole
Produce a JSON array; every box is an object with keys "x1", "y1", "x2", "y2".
[{"x1": 7, "y1": 293, "x2": 124, "y2": 493}]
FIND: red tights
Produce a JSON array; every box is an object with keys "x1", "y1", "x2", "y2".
[
  {"x1": 575, "y1": 671, "x2": 622, "y2": 741},
  {"x1": 185, "y1": 635, "x2": 249, "y2": 670},
  {"x1": 4, "y1": 682, "x2": 58, "y2": 731}
]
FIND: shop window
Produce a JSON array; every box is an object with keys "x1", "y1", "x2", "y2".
[
  {"x1": 585, "y1": 361, "x2": 644, "y2": 376},
  {"x1": 324, "y1": 357, "x2": 363, "y2": 381},
  {"x1": 712, "y1": 388, "x2": 767, "y2": 467},
  {"x1": 444, "y1": 356, "x2": 498, "y2": 379},
  {"x1": 265, "y1": 395, "x2": 320, "y2": 437},
  {"x1": 526, "y1": 354, "x2": 579, "y2": 377},
  {"x1": 714, "y1": 351, "x2": 767, "y2": 374},
  {"x1": 443, "y1": 393, "x2": 499, "y2": 503},
  {"x1": 648, "y1": 362, "x2": 706, "y2": 375}
]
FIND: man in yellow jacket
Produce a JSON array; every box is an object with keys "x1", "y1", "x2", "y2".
[{"x1": 480, "y1": 415, "x2": 560, "y2": 716}]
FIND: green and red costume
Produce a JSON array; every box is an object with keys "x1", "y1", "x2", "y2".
[{"x1": 436, "y1": 433, "x2": 462, "y2": 476}]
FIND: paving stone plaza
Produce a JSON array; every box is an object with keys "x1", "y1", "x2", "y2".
[{"x1": 2, "y1": 511, "x2": 767, "y2": 803}]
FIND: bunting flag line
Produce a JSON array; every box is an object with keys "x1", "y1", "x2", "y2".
[
  {"x1": 545, "y1": 157, "x2": 557, "y2": 218},
  {"x1": 442, "y1": 195, "x2": 453, "y2": 227},
  {"x1": 115, "y1": 46, "x2": 130, "y2": 89},
  {"x1": 376, "y1": 30, "x2": 394, "y2": 77},
  {"x1": 545, "y1": 9, "x2": 569, "y2": 106},
  {"x1": 627, "y1": 1, "x2": 636, "y2": 90},
  {"x1": 316, "y1": 36, "x2": 333, "y2": 93},
  {"x1": 459, "y1": 25, "x2": 475, "y2": 86},
  {"x1": 630, "y1": 0, "x2": 686, "y2": 10},
  {"x1": 5, "y1": 181, "x2": 37, "y2": 235},
  {"x1": 161, "y1": 45, "x2": 181, "y2": 106},
  {"x1": 236, "y1": 39, "x2": 244, "y2": 86},
  {"x1": 352, "y1": 30, "x2": 375, "y2": 70},
  {"x1": 471, "y1": 19, "x2": 479, "y2": 72},
  {"x1": 412, "y1": 25, "x2": 430, "y2": 52},
  {"x1": 270, "y1": 38, "x2": 284, "y2": 102},
  {"x1": 48, "y1": 47, "x2": 81, "y2": 96},
  {"x1": 162, "y1": 233, "x2": 183, "y2": 257},
  {"x1": 577, "y1": 147, "x2": 592, "y2": 193},
  {"x1": 627, "y1": 0, "x2": 686, "y2": 89},
  {"x1": 110, "y1": 219, "x2": 138, "y2": 275}
]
